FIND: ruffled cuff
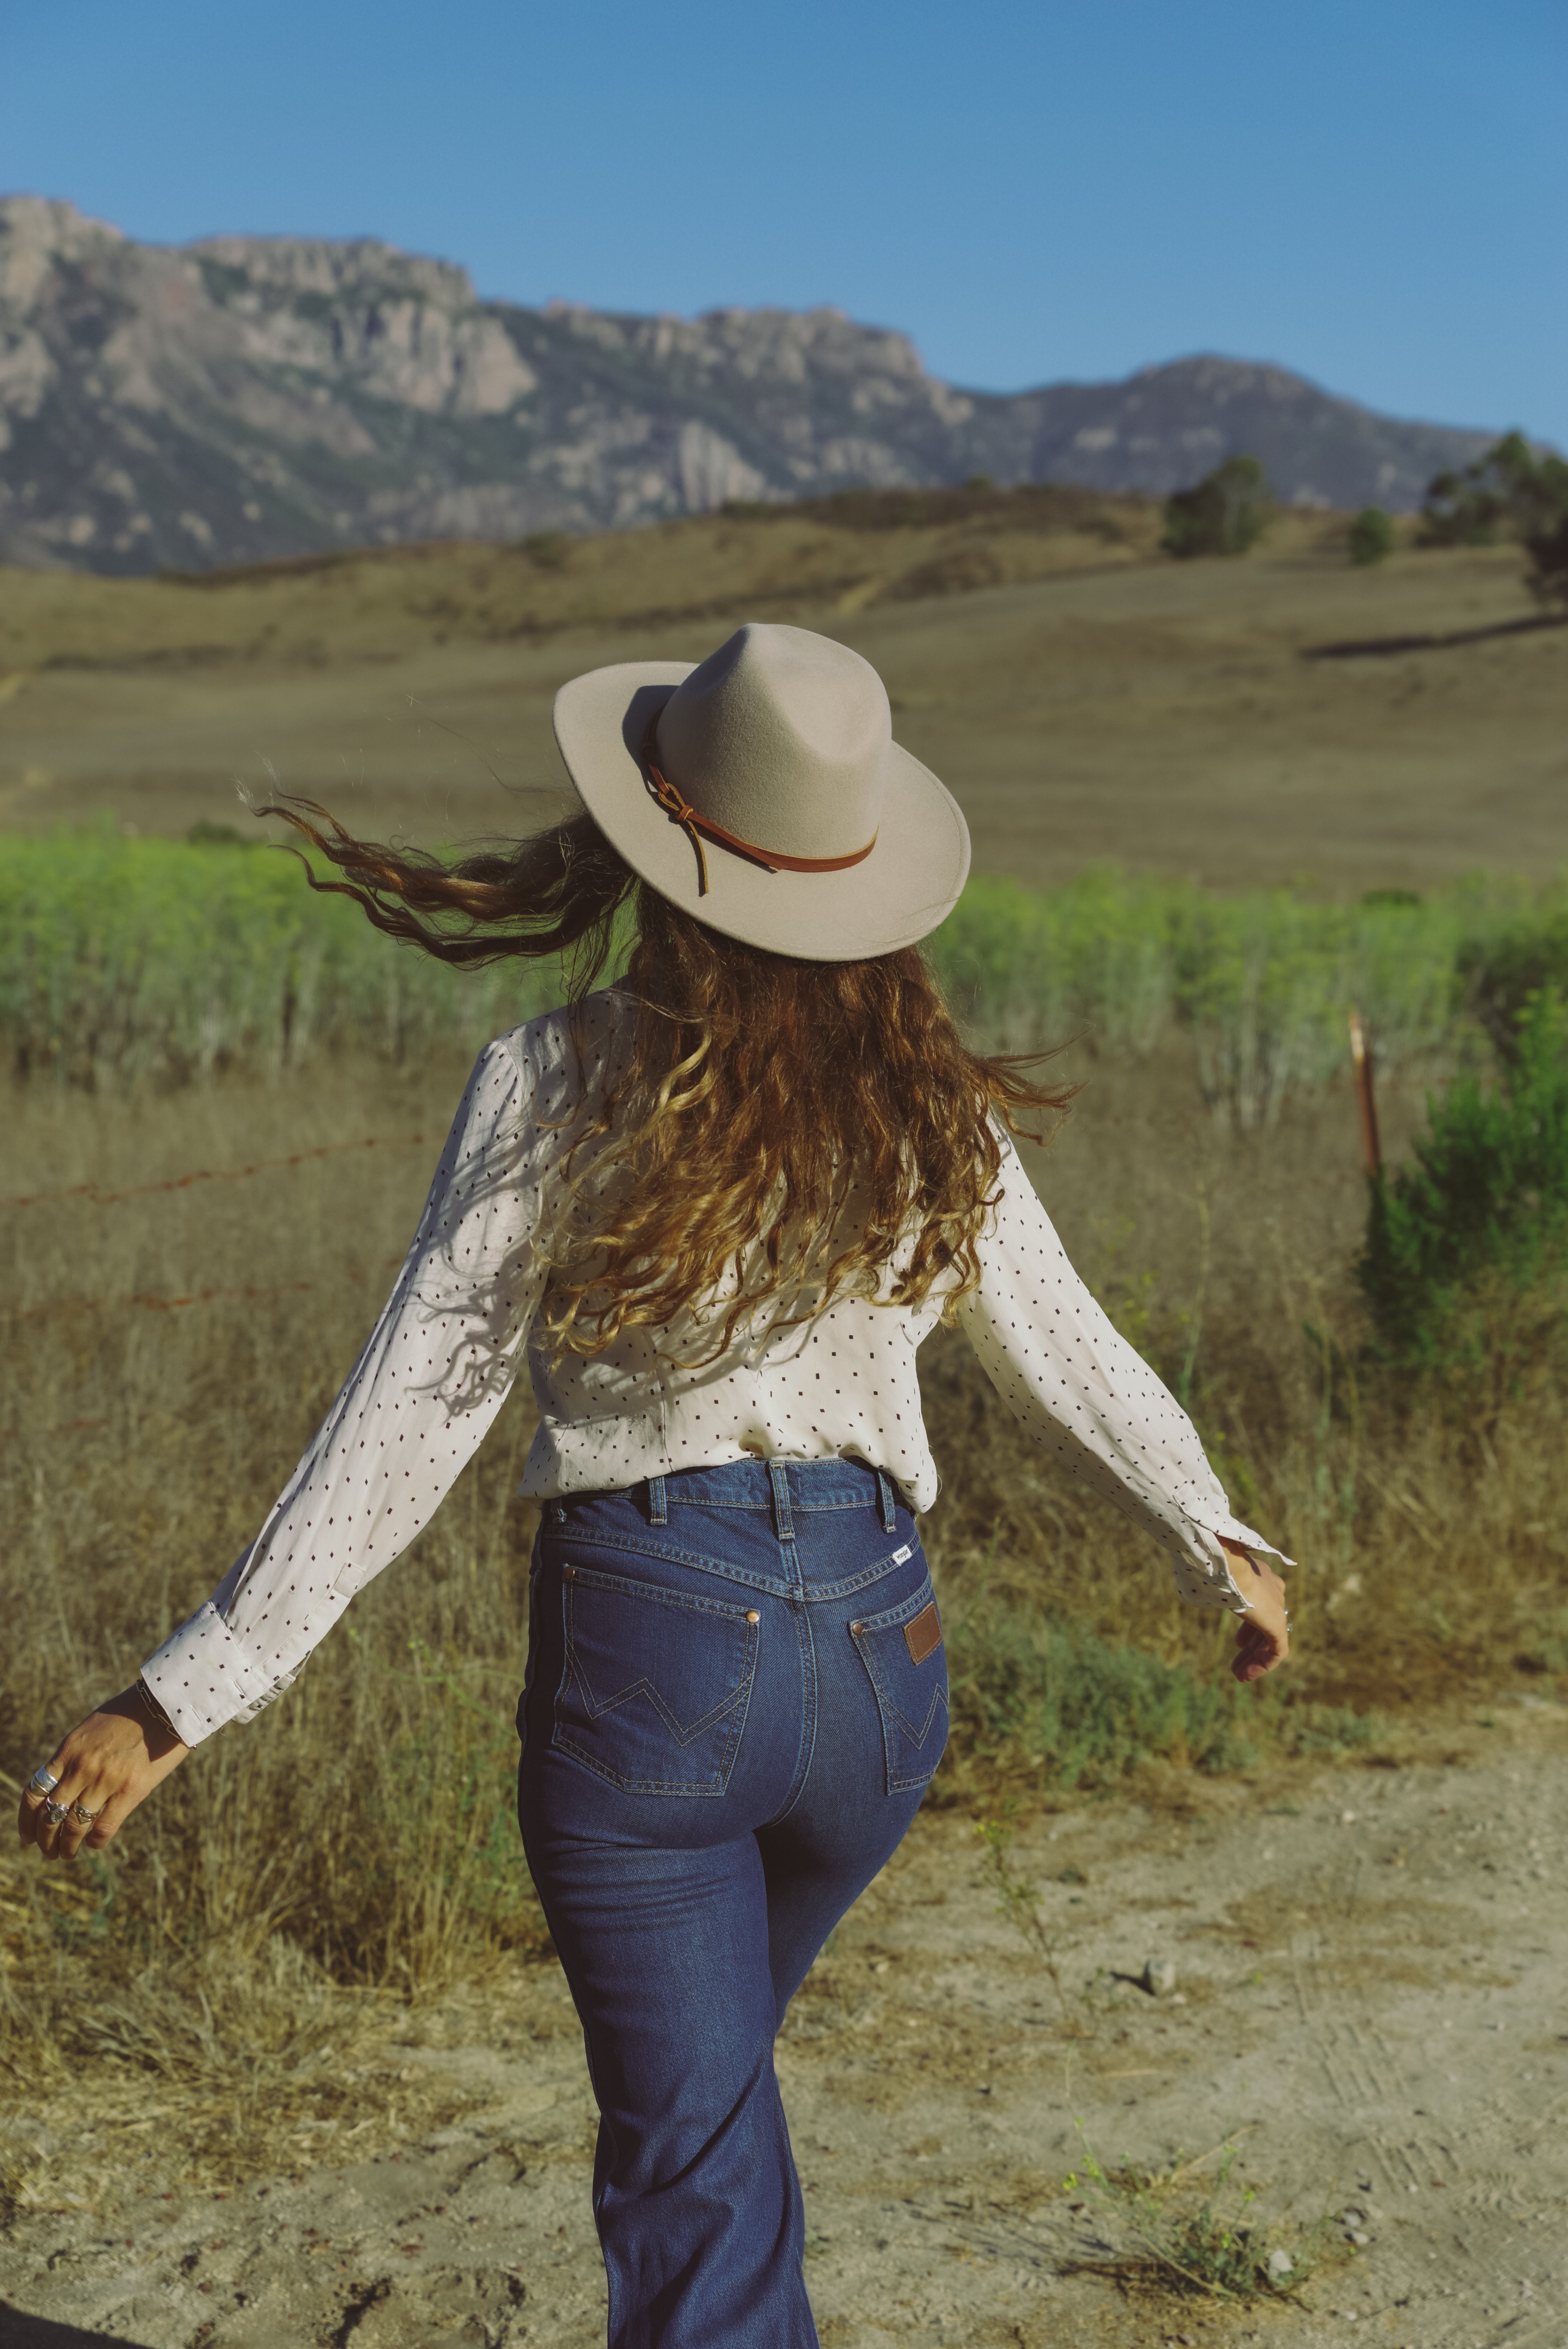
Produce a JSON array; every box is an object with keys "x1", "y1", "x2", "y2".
[
  {"x1": 140, "y1": 1602, "x2": 296, "y2": 1746},
  {"x1": 1173, "y1": 1511, "x2": 1294, "y2": 1614}
]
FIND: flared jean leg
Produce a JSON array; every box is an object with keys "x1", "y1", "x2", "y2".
[
  {"x1": 517, "y1": 1458, "x2": 949, "y2": 2347},
  {"x1": 520, "y1": 1820, "x2": 816, "y2": 2349}
]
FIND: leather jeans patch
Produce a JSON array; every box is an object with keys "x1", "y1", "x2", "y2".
[{"x1": 903, "y1": 1599, "x2": 942, "y2": 1667}]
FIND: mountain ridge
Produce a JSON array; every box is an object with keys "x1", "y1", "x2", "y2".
[{"x1": 0, "y1": 195, "x2": 1505, "y2": 576}]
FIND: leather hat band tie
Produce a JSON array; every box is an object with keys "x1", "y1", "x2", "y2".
[{"x1": 641, "y1": 713, "x2": 877, "y2": 897}]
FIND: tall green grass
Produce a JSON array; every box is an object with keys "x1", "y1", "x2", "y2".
[
  {"x1": 908, "y1": 871, "x2": 1554, "y2": 1121},
  {"x1": 3, "y1": 827, "x2": 1563, "y2": 1115},
  {"x1": 0, "y1": 826, "x2": 565, "y2": 1087}
]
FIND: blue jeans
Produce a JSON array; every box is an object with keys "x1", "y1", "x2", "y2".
[{"x1": 517, "y1": 1457, "x2": 949, "y2": 2349}]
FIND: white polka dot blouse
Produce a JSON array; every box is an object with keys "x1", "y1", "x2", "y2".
[{"x1": 141, "y1": 991, "x2": 1286, "y2": 1743}]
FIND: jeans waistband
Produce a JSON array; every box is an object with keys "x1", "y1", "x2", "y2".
[{"x1": 546, "y1": 1456, "x2": 903, "y2": 1539}]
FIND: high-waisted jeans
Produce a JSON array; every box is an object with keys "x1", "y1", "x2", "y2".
[{"x1": 517, "y1": 1457, "x2": 949, "y2": 2349}]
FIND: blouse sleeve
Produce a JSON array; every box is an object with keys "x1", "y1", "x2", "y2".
[
  {"x1": 958, "y1": 1125, "x2": 1290, "y2": 1611},
  {"x1": 141, "y1": 1033, "x2": 549, "y2": 1744}
]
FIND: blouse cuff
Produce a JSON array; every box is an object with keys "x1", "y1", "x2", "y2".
[
  {"x1": 140, "y1": 1602, "x2": 289, "y2": 1746},
  {"x1": 1176, "y1": 1511, "x2": 1294, "y2": 1614}
]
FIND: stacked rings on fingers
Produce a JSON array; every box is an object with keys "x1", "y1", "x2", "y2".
[
  {"x1": 70, "y1": 1801, "x2": 101, "y2": 1826},
  {"x1": 28, "y1": 1765, "x2": 60, "y2": 1797}
]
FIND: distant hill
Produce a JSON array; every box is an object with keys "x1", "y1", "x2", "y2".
[{"x1": 0, "y1": 196, "x2": 1505, "y2": 576}]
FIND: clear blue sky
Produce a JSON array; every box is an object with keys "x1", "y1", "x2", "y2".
[{"x1": 4, "y1": 0, "x2": 1564, "y2": 443}]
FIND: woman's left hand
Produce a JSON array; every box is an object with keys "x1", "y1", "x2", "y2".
[
  {"x1": 16, "y1": 1686, "x2": 189, "y2": 1863},
  {"x1": 1218, "y1": 1538, "x2": 1290, "y2": 1683}
]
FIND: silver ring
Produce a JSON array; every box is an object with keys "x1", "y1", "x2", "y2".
[
  {"x1": 28, "y1": 1764, "x2": 60, "y2": 1797},
  {"x1": 70, "y1": 1801, "x2": 101, "y2": 1827},
  {"x1": 43, "y1": 1799, "x2": 70, "y2": 1828}
]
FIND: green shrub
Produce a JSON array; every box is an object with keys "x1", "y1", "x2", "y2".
[
  {"x1": 1527, "y1": 510, "x2": 1568, "y2": 611},
  {"x1": 1162, "y1": 456, "x2": 1275, "y2": 559},
  {"x1": 946, "y1": 1603, "x2": 1260, "y2": 1784},
  {"x1": 1460, "y1": 913, "x2": 1568, "y2": 1061},
  {"x1": 1348, "y1": 506, "x2": 1396, "y2": 565},
  {"x1": 1420, "y1": 431, "x2": 1568, "y2": 605},
  {"x1": 944, "y1": 1600, "x2": 1381, "y2": 1789},
  {"x1": 1358, "y1": 989, "x2": 1568, "y2": 1370}
]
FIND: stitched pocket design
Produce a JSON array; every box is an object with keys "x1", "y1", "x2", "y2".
[
  {"x1": 552, "y1": 1563, "x2": 760, "y2": 1797},
  {"x1": 850, "y1": 1574, "x2": 949, "y2": 1794}
]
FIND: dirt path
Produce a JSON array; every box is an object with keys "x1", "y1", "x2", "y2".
[{"x1": 5, "y1": 1706, "x2": 1566, "y2": 2348}]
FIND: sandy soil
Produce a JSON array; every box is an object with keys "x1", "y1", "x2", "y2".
[{"x1": 4, "y1": 1704, "x2": 1565, "y2": 2349}]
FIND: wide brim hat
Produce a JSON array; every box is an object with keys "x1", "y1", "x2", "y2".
[{"x1": 552, "y1": 621, "x2": 970, "y2": 961}]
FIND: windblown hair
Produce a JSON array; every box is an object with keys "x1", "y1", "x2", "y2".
[{"x1": 262, "y1": 799, "x2": 1073, "y2": 1357}]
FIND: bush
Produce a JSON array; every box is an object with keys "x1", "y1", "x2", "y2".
[
  {"x1": 946, "y1": 1603, "x2": 1260, "y2": 1785},
  {"x1": 1162, "y1": 456, "x2": 1275, "y2": 559},
  {"x1": 941, "y1": 1597, "x2": 1381, "y2": 1792},
  {"x1": 1349, "y1": 506, "x2": 1396, "y2": 565},
  {"x1": 1527, "y1": 510, "x2": 1568, "y2": 612},
  {"x1": 1420, "y1": 431, "x2": 1568, "y2": 606},
  {"x1": 1358, "y1": 989, "x2": 1568, "y2": 1371},
  {"x1": 1460, "y1": 914, "x2": 1568, "y2": 1061}
]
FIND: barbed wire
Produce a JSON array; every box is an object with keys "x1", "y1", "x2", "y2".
[
  {"x1": 15, "y1": 1279, "x2": 319, "y2": 1324},
  {"x1": 3, "y1": 1131, "x2": 439, "y2": 1216},
  {"x1": 13, "y1": 1254, "x2": 407, "y2": 1326}
]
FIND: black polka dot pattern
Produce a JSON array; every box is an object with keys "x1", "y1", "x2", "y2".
[{"x1": 140, "y1": 996, "x2": 1286, "y2": 1746}]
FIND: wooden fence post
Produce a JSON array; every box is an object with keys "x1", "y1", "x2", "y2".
[{"x1": 1348, "y1": 1008, "x2": 1382, "y2": 1179}]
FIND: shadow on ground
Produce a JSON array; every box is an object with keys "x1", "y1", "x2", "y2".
[{"x1": 0, "y1": 2308, "x2": 153, "y2": 2347}]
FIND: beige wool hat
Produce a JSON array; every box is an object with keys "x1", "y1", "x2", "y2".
[{"x1": 552, "y1": 622, "x2": 970, "y2": 961}]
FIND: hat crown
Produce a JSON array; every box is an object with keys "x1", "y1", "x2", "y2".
[{"x1": 654, "y1": 623, "x2": 890, "y2": 860}]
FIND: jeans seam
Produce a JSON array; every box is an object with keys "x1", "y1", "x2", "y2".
[
  {"x1": 541, "y1": 1526, "x2": 789, "y2": 1596},
  {"x1": 549, "y1": 1738, "x2": 737, "y2": 1797},
  {"x1": 800, "y1": 1553, "x2": 921, "y2": 1603},
  {"x1": 617, "y1": 1493, "x2": 876, "y2": 1515},
  {"x1": 764, "y1": 1595, "x2": 818, "y2": 1827},
  {"x1": 562, "y1": 1565, "x2": 760, "y2": 1621},
  {"x1": 540, "y1": 1525, "x2": 918, "y2": 1603}
]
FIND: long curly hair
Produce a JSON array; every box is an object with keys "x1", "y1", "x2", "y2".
[{"x1": 262, "y1": 799, "x2": 1073, "y2": 1357}]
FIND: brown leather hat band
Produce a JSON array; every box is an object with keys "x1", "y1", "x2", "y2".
[{"x1": 642, "y1": 713, "x2": 877, "y2": 897}]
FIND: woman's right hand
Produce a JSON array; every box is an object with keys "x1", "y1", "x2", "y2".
[
  {"x1": 16, "y1": 1686, "x2": 189, "y2": 1863},
  {"x1": 1217, "y1": 1538, "x2": 1290, "y2": 1683}
]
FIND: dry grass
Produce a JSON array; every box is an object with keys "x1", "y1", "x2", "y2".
[
  {"x1": 2, "y1": 508, "x2": 1560, "y2": 895},
  {"x1": 0, "y1": 482, "x2": 1170, "y2": 675},
  {"x1": 3, "y1": 1029, "x2": 1565, "y2": 2140},
  {"x1": 1, "y1": 1051, "x2": 551, "y2": 2133},
  {"x1": 923, "y1": 1035, "x2": 1568, "y2": 1745}
]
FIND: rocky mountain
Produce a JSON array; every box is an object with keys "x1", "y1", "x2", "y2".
[{"x1": 0, "y1": 196, "x2": 1503, "y2": 576}]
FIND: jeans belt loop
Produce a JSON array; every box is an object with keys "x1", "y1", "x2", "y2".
[
  {"x1": 876, "y1": 1469, "x2": 897, "y2": 1535},
  {"x1": 767, "y1": 1459, "x2": 795, "y2": 1543},
  {"x1": 647, "y1": 1474, "x2": 668, "y2": 1527}
]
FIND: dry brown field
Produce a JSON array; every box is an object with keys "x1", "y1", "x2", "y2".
[
  {"x1": 1, "y1": 497, "x2": 1562, "y2": 890},
  {"x1": 4, "y1": 504, "x2": 1567, "y2": 2346}
]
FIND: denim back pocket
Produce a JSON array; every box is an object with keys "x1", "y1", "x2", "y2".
[
  {"x1": 850, "y1": 1575, "x2": 949, "y2": 1793},
  {"x1": 552, "y1": 1563, "x2": 760, "y2": 1797}
]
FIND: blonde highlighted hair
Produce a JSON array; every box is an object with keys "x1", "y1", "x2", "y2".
[{"x1": 263, "y1": 801, "x2": 1072, "y2": 1356}]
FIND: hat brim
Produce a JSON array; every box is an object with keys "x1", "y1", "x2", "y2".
[{"x1": 552, "y1": 660, "x2": 971, "y2": 962}]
